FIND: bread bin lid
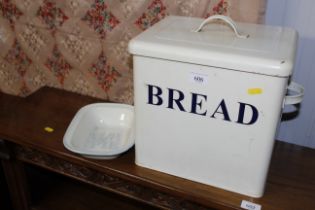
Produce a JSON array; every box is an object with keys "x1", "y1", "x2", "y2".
[{"x1": 129, "y1": 15, "x2": 298, "y2": 77}]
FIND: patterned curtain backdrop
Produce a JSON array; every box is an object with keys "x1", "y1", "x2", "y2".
[{"x1": 0, "y1": 0, "x2": 265, "y2": 104}]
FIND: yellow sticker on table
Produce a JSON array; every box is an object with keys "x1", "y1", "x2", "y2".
[
  {"x1": 44, "y1": 127, "x2": 54, "y2": 133},
  {"x1": 248, "y1": 88, "x2": 263, "y2": 95}
]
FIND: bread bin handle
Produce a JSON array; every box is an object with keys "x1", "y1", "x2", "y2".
[
  {"x1": 194, "y1": 15, "x2": 249, "y2": 39},
  {"x1": 284, "y1": 82, "x2": 304, "y2": 105}
]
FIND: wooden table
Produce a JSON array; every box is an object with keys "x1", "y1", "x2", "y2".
[{"x1": 0, "y1": 87, "x2": 314, "y2": 210}]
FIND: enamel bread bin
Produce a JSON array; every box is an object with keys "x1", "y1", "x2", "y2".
[{"x1": 128, "y1": 15, "x2": 304, "y2": 197}]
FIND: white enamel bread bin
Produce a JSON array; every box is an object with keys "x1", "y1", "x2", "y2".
[{"x1": 128, "y1": 15, "x2": 304, "y2": 197}]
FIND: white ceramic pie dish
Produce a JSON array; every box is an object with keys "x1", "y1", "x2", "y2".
[{"x1": 63, "y1": 103, "x2": 134, "y2": 159}]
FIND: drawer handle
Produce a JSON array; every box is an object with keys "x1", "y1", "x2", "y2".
[
  {"x1": 284, "y1": 81, "x2": 304, "y2": 105},
  {"x1": 194, "y1": 15, "x2": 249, "y2": 39}
]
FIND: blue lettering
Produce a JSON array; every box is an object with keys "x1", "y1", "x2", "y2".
[
  {"x1": 146, "y1": 84, "x2": 259, "y2": 125},
  {"x1": 190, "y1": 92, "x2": 207, "y2": 116},
  {"x1": 210, "y1": 99, "x2": 231, "y2": 122},
  {"x1": 236, "y1": 102, "x2": 259, "y2": 125},
  {"x1": 147, "y1": 84, "x2": 163, "y2": 105},
  {"x1": 167, "y1": 88, "x2": 186, "y2": 112}
]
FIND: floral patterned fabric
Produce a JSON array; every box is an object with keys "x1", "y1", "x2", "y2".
[{"x1": 0, "y1": 0, "x2": 265, "y2": 104}]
